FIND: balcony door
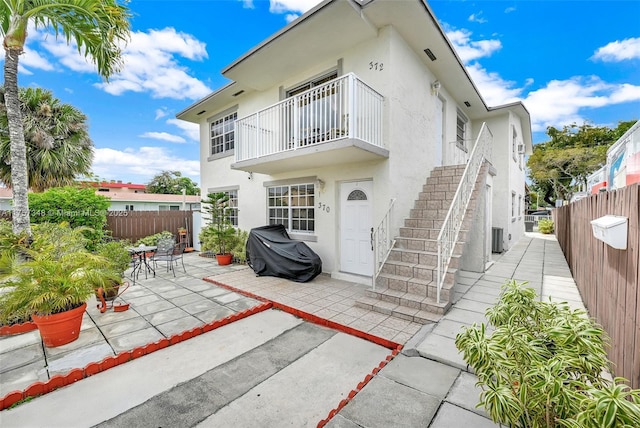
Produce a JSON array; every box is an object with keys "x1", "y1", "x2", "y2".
[
  {"x1": 340, "y1": 180, "x2": 373, "y2": 277},
  {"x1": 286, "y1": 72, "x2": 341, "y2": 145}
]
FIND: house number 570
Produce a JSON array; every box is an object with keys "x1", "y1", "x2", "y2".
[
  {"x1": 369, "y1": 61, "x2": 384, "y2": 71},
  {"x1": 318, "y1": 203, "x2": 330, "y2": 213}
]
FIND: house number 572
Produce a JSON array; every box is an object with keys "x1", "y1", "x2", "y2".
[
  {"x1": 318, "y1": 203, "x2": 330, "y2": 213},
  {"x1": 369, "y1": 61, "x2": 384, "y2": 71}
]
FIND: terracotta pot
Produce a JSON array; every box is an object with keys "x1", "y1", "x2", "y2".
[
  {"x1": 32, "y1": 303, "x2": 87, "y2": 348},
  {"x1": 215, "y1": 254, "x2": 233, "y2": 266}
]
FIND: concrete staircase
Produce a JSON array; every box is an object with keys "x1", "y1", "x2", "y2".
[{"x1": 356, "y1": 164, "x2": 475, "y2": 324}]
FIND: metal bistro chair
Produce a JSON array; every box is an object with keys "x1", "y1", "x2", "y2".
[{"x1": 152, "y1": 237, "x2": 186, "y2": 276}]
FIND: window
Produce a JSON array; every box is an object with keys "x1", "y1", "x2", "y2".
[
  {"x1": 518, "y1": 195, "x2": 522, "y2": 218},
  {"x1": 125, "y1": 205, "x2": 134, "y2": 211},
  {"x1": 267, "y1": 183, "x2": 315, "y2": 233},
  {"x1": 512, "y1": 126, "x2": 518, "y2": 161},
  {"x1": 456, "y1": 109, "x2": 468, "y2": 151},
  {"x1": 210, "y1": 111, "x2": 237, "y2": 156},
  {"x1": 159, "y1": 205, "x2": 180, "y2": 211},
  {"x1": 222, "y1": 189, "x2": 238, "y2": 226}
]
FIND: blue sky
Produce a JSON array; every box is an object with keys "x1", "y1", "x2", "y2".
[{"x1": 11, "y1": 0, "x2": 640, "y2": 186}]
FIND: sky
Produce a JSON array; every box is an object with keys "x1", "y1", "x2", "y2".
[{"x1": 10, "y1": 0, "x2": 640, "y2": 187}]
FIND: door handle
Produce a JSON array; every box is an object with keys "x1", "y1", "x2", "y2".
[{"x1": 370, "y1": 227, "x2": 374, "y2": 251}]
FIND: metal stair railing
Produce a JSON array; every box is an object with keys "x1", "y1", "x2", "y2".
[
  {"x1": 436, "y1": 123, "x2": 493, "y2": 303},
  {"x1": 371, "y1": 198, "x2": 396, "y2": 289}
]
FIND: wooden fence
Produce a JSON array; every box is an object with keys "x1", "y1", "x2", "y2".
[
  {"x1": 107, "y1": 211, "x2": 194, "y2": 246},
  {"x1": 554, "y1": 183, "x2": 639, "y2": 388}
]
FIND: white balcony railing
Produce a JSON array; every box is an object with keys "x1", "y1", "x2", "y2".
[
  {"x1": 235, "y1": 73, "x2": 384, "y2": 162},
  {"x1": 436, "y1": 123, "x2": 493, "y2": 303}
]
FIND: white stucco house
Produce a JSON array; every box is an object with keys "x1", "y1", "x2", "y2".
[{"x1": 178, "y1": 0, "x2": 532, "y2": 320}]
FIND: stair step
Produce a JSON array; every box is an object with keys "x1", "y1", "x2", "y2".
[
  {"x1": 399, "y1": 227, "x2": 441, "y2": 240},
  {"x1": 355, "y1": 294, "x2": 447, "y2": 323}
]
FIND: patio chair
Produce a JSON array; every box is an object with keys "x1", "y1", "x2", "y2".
[{"x1": 152, "y1": 237, "x2": 186, "y2": 276}]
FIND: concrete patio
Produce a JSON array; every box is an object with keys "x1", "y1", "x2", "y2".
[{"x1": 0, "y1": 232, "x2": 586, "y2": 427}]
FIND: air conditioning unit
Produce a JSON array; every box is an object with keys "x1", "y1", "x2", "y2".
[{"x1": 517, "y1": 144, "x2": 525, "y2": 154}]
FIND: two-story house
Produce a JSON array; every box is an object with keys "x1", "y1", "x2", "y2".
[{"x1": 178, "y1": 0, "x2": 532, "y2": 320}]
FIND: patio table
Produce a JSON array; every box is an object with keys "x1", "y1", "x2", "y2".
[{"x1": 128, "y1": 245, "x2": 157, "y2": 283}]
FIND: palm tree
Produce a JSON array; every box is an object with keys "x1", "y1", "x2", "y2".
[
  {"x1": 0, "y1": 0, "x2": 131, "y2": 234},
  {"x1": 0, "y1": 87, "x2": 94, "y2": 192}
]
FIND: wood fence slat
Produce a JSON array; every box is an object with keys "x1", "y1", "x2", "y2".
[{"x1": 556, "y1": 183, "x2": 639, "y2": 389}]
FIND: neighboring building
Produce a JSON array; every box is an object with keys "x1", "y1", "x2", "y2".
[
  {"x1": 0, "y1": 182, "x2": 201, "y2": 212},
  {"x1": 177, "y1": 0, "x2": 532, "y2": 318},
  {"x1": 93, "y1": 181, "x2": 147, "y2": 194},
  {"x1": 104, "y1": 192, "x2": 200, "y2": 211},
  {"x1": 0, "y1": 186, "x2": 11, "y2": 211}
]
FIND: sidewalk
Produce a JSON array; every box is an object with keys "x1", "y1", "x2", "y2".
[{"x1": 0, "y1": 233, "x2": 585, "y2": 427}]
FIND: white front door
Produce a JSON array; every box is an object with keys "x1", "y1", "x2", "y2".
[{"x1": 340, "y1": 181, "x2": 373, "y2": 276}]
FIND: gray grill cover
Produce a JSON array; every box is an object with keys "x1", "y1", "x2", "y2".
[{"x1": 246, "y1": 225, "x2": 322, "y2": 283}]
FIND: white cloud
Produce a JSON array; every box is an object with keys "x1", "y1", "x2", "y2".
[
  {"x1": 166, "y1": 118, "x2": 200, "y2": 142},
  {"x1": 139, "y1": 132, "x2": 187, "y2": 144},
  {"x1": 592, "y1": 37, "x2": 640, "y2": 62},
  {"x1": 92, "y1": 147, "x2": 200, "y2": 183},
  {"x1": 468, "y1": 13, "x2": 487, "y2": 24},
  {"x1": 467, "y1": 63, "x2": 640, "y2": 132},
  {"x1": 269, "y1": 0, "x2": 319, "y2": 14},
  {"x1": 285, "y1": 13, "x2": 300, "y2": 23},
  {"x1": 466, "y1": 63, "x2": 523, "y2": 106},
  {"x1": 33, "y1": 27, "x2": 211, "y2": 100},
  {"x1": 240, "y1": 0, "x2": 255, "y2": 8},
  {"x1": 21, "y1": 46, "x2": 54, "y2": 72},
  {"x1": 504, "y1": 7, "x2": 517, "y2": 14},
  {"x1": 446, "y1": 29, "x2": 501, "y2": 62},
  {"x1": 96, "y1": 28, "x2": 211, "y2": 100},
  {"x1": 521, "y1": 77, "x2": 640, "y2": 132},
  {"x1": 155, "y1": 108, "x2": 169, "y2": 120}
]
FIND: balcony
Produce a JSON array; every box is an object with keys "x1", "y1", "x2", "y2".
[{"x1": 233, "y1": 73, "x2": 387, "y2": 174}]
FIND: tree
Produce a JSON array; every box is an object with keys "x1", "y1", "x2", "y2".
[
  {"x1": 0, "y1": 87, "x2": 93, "y2": 192},
  {"x1": 28, "y1": 186, "x2": 110, "y2": 250},
  {"x1": 527, "y1": 121, "x2": 636, "y2": 205},
  {"x1": 1, "y1": 0, "x2": 131, "y2": 234},
  {"x1": 146, "y1": 171, "x2": 200, "y2": 195}
]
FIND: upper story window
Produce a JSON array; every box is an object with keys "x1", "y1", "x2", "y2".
[
  {"x1": 512, "y1": 126, "x2": 519, "y2": 162},
  {"x1": 456, "y1": 109, "x2": 468, "y2": 151},
  {"x1": 210, "y1": 111, "x2": 237, "y2": 156}
]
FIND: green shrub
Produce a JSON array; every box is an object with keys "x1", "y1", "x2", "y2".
[
  {"x1": 538, "y1": 218, "x2": 554, "y2": 234},
  {"x1": 28, "y1": 186, "x2": 109, "y2": 249},
  {"x1": 95, "y1": 240, "x2": 131, "y2": 277},
  {"x1": 455, "y1": 280, "x2": 640, "y2": 428},
  {"x1": 135, "y1": 231, "x2": 173, "y2": 247}
]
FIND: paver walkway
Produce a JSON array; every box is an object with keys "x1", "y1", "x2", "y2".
[{"x1": 0, "y1": 233, "x2": 586, "y2": 427}]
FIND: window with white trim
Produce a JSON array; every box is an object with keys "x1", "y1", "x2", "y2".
[
  {"x1": 518, "y1": 195, "x2": 522, "y2": 218},
  {"x1": 512, "y1": 126, "x2": 518, "y2": 161},
  {"x1": 511, "y1": 192, "x2": 516, "y2": 219},
  {"x1": 210, "y1": 111, "x2": 237, "y2": 156},
  {"x1": 456, "y1": 109, "x2": 468, "y2": 151},
  {"x1": 222, "y1": 189, "x2": 238, "y2": 226},
  {"x1": 267, "y1": 183, "x2": 315, "y2": 233}
]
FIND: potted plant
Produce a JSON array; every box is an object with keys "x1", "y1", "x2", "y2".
[
  {"x1": 200, "y1": 192, "x2": 237, "y2": 265},
  {"x1": 95, "y1": 240, "x2": 132, "y2": 301},
  {"x1": 0, "y1": 224, "x2": 120, "y2": 347}
]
